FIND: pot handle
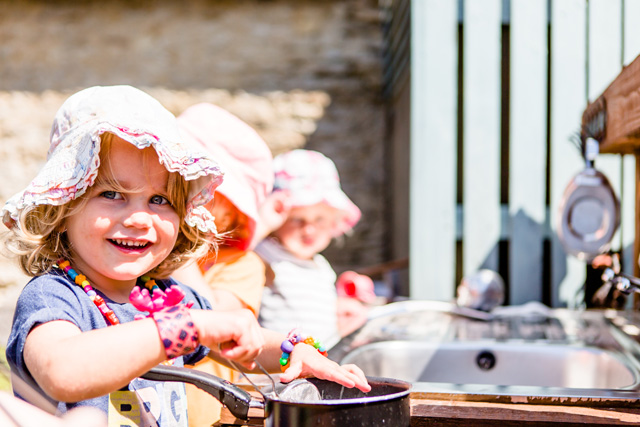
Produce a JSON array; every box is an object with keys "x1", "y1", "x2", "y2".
[{"x1": 140, "y1": 364, "x2": 253, "y2": 419}]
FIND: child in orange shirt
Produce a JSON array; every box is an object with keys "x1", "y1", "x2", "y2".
[{"x1": 172, "y1": 103, "x2": 274, "y2": 426}]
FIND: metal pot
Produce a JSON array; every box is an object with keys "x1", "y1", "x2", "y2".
[
  {"x1": 141, "y1": 365, "x2": 411, "y2": 426},
  {"x1": 557, "y1": 167, "x2": 620, "y2": 261}
]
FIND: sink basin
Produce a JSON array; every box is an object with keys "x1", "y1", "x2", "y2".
[
  {"x1": 328, "y1": 301, "x2": 640, "y2": 405},
  {"x1": 340, "y1": 340, "x2": 636, "y2": 389}
]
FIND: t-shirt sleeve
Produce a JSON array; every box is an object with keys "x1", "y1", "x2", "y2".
[
  {"x1": 6, "y1": 275, "x2": 89, "y2": 382},
  {"x1": 202, "y1": 251, "x2": 266, "y2": 314}
]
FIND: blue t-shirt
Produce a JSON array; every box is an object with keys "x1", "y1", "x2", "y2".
[{"x1": 6, "y1": 270, "x2": 212, "y2": 426}]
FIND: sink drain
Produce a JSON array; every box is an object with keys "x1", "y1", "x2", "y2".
[{"x1": 476, "y1": 350, "x2": 496, "y2": 371}]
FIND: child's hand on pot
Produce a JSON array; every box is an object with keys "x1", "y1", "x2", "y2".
[
  {"x1": 280, "y1": 342, "x2": 371, "y2": 393},
  {"x1": 191, "y1": 308, "x2": 265, "y2": 370}
]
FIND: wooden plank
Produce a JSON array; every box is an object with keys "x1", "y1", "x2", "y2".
[
  {"x1": 462, "y1": 0, "x2": 502, "y2": 276},
  {"x1": 508, "y1": 0, "x2": 547, "y2": 305},
  {"x1": 410, "y1": 398, "x2": 640, "y2": 426},
  {"x1": 621, "y1": 154, "x2": 636, "y2": 278},
  {"x1": 409, "y1": 0, "x2": 458, "y2": 300},
  {"x1": 636, "y1": 154, "x2": 640, "y2": 281},
  {"x1": 549, "y1": 0, "x2": 588, "y2": 307},
  {"x1": 582, "y1": 55, "x2": 640, "y2": 154}
]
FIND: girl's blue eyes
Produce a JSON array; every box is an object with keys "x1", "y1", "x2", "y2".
[
  {"x1": 150, "y1": 195, "x2": 170, "y2": 205},
  {"x1": 101, "y1": 191, "x2": 121, "y2": 200},
  {"x1": 99, "y1": 191, "x2": 170, "y2": 205}
]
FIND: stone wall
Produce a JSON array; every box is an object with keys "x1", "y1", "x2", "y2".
[{"x1": 0, "y1": 0, "x2": 386, "y2": 293}]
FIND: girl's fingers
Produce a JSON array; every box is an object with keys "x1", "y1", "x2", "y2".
[
  {"x1": 218, "y1": 340, "x2": 262, "y2": 368},
  {"x1": 340, "y1": 364, "x2": 371, "y2": 392},
  {"x1": 280, "y1": 347, "x2": 371, "y2": 393},
  {"x1": 279, "y1": 360, "x2": 302, "y2": 383}
]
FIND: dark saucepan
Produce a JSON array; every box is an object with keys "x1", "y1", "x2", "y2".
[{"x1": 141, "y1": 365, "x2": 411, "y2": 426}]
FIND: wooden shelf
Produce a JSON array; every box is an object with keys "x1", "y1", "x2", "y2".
[{"x1": 582, "y1": 53, "x2": 640, "y2": 154}]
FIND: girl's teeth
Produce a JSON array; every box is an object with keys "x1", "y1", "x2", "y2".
[{"x1": 114, "y1": 239, "x2": 146, "y2": 247}]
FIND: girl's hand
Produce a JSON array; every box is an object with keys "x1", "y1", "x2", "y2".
[
  {"x1": 190, "y1": 308, "x2": 264, "y2": 370},
  {"x1": 253, "y1": 191, "x2": 292, "y2": 244},
  {"x1": 279, "y1": 343, "x2": 371, "y2": 393}
]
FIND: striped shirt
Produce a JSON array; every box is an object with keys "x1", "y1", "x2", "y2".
[{"x1": 256, "y1": 238, "x2": 339, "y2": 343}]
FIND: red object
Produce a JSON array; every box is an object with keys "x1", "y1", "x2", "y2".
[{"x1": 336, "y1": 271, "x2": 376, "y2": 303}]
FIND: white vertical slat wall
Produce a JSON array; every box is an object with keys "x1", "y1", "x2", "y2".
[
  {"x1": 409, "y1": 0, "x2": 640, "y2": 306},
  {"x1": 409, "y1": 0, "x2": 458, "y2": 300},
  {"x1": 588, "y1": 1, "x2": 623, "y2": 267},
  {"x1": 549, "y1": 0, "x2": 588, "y2": 308},
  {"x1": 508, "y1": 0, "x2": 547, "y2": 305},
  {"x1": 462, "y1": 0, "x2": 502, "y2": 276}
]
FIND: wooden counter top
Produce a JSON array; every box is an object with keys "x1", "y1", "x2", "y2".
[
  {"x1": 217, "y1": 393, "x2": 640, "y2": 426},
  {"x1": 410, "y1": 397, "x2": 640, "y2": 426}
]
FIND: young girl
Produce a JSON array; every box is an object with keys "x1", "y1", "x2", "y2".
[
  {"x1": 256, "y1": 149, "x2": 370, "y2": 345},
  {"x1": 171, "y1": 102, "x2": 274, "y2": 426},
  {"x1": 1, "y1": 86, "x2": 369, "y2": 426}
]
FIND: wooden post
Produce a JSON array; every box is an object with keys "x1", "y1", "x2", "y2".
[
  {"x1": 635, "y1": 153, "x2": 640, "y2": 309},
  {"x1": 582, "y1": 54, "x2": 640, "y2": 309}
]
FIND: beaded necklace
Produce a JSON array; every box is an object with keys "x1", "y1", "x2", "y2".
[{"x1": 56, "y1": 259, "x2": 160, "y2": 326}]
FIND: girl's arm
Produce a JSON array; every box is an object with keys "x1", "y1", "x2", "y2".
[
  {"x1": 209, "y1": 328, "x2": 371, "y2": 393},
  {"x1": 23, "y1": 308, "x2": 263, "y2": 403},
  {"x1": 24, "y1": 318, "x2": 165, "y2": 402}
]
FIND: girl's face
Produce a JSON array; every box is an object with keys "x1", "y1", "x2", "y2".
[
  {"x1": 209, "y1": 193, "x2": 250, "y2": 248},
  {"x1": 64, "y1": 136, "x2": 180, "y2": 296},
  {"x1": 272, "y1": 203, "x2": 339, "y2": 260}
]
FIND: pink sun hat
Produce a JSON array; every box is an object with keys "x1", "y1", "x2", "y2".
[
  {"x1": 1, "y1": 85, "x2": 223, "y2": 233},
  {"x1": 177, "y1": 103, "x2": 274, "y2": 248},
  {"x1": 272, "y1": 149, "x2": 361, "y2": 235}
]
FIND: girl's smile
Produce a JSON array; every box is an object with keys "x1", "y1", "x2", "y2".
[{"x1": 64, "y1": 136, "x2": 180, "y2": 301}]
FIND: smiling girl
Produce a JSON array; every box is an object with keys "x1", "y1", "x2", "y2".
[{"x1": 1, "y1": 86, "x2": 369, "y2": 426}]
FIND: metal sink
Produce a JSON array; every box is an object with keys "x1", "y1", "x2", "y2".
[
  {"x1": 328, "y1": 301, "x2": 640, "y2": 406},
  {"x1": 339, "y1": 340, "x2": 636, "y2": 389}
]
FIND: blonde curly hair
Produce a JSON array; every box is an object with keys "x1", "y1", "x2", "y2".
[{"x1": 1, "y1": 133, "x2": 217, "y2": 278}]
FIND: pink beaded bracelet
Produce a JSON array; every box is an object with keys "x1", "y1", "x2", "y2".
[
  {"x1": 279, "y1": 329, "x2": 328, "y2": 372},
  {"x1": 152, "y1": 305, "x2": 199, "y2": 359}
]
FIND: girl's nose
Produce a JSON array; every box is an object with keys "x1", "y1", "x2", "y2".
[
  {"x1": 123, "y1": 209, "x2": 153, "y2": 229},
  {"x1": 300, "y1": 222, "x2": 318, "y2": 234}
]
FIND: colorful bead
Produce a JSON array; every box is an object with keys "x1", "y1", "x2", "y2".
[
  {"x1": 279, "y1": 329, "x2": 328, "y2": 372},
  {"x1": 280, "y1": 340, "x2": 294, "y2": 353},
  {"x1": 56, "y1": 259, "x2": 120, "y2": 326}
]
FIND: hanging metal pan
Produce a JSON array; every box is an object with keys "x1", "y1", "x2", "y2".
[{"x1": 557, "y1": 167, "x2": 620, "y2": 261}]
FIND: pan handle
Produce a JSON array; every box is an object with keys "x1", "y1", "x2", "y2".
[{"x1": 140, "y1": 364, "x2": 254, "y2": 419}]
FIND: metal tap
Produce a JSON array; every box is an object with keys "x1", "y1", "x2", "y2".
[{"x1": 593, "y1": 261, "x2": 640, "y2": 306}]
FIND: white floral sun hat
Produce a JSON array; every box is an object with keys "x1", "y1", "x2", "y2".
[
  {"x1": 272, "y1": 149, "x2": 361, "y2": 235},
  {"x1": 1, "y1": 85, "x2": 223, "y2": 233}
]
